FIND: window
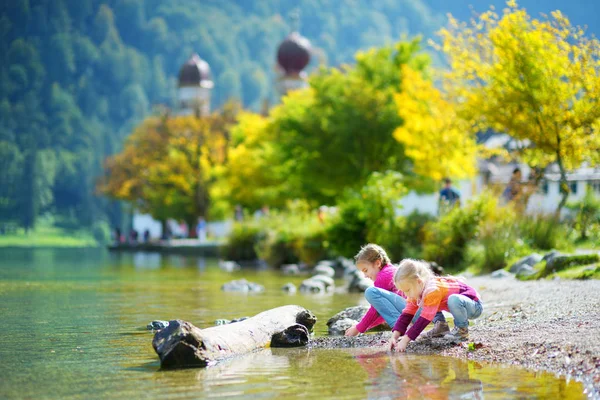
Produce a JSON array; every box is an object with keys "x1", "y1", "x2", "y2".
[
  {"x1": 590, "y1": 181, "x2": 600, "y2": 194},
  {"x1": 569, "y1": 182, "x2": 578, "y2": 194},
  {"x1": 542, "y1": 180, "x2": 549, "y2": 195}
]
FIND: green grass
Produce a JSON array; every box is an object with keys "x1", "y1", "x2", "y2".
[
  {"x1": 552, "y1": 263, "x2": 600, "y2": 280},
  {"x1": 0, "y1": 225, "x2": 99, "y2": 247}
]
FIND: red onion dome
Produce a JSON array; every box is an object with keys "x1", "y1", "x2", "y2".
[{"x1": 276, "y1": 32, "x2": 311, "y2": 75}]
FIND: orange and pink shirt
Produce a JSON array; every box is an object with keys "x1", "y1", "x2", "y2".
[
  {"x1": 356, "y1": 264, "x2": 406, "y2": 333},
  {"x1": 393, "y1": 276, "x2": 480, "y2": 340}
]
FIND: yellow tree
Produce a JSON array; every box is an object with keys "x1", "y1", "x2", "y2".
[
  {"x1": 221, "y1": 112, "x2": 290, "y2": 209},
  {"x1": 393, "y1": 65, "x2": 479, "y2": 185},
  {"x1": 98, "y1": 107, "x2": 236, "y2": 233},
  {"x1": 437, "y1": 1, "x2": 600, "y2": 212}
]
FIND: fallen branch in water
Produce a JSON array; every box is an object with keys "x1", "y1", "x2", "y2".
[{"x1": 152, "y1": 305, "x2": 316, "y2": 369}]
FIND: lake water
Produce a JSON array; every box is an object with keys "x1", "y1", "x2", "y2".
[{"x1": 0, "y1": 248, "x2": 587, "y2": 399}]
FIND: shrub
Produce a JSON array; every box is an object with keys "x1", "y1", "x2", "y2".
[
  {"x1": 566, "y1": 187, "x2": 600, "y2": 240},
  {"x1": 422, "y1": 192, "x2": 495, "y2": 271},
  {"x1": 477, "y1": 206, "x2": 520, "y2": 272},
  {"x1": 518, "y1": 213, "x2": 565, "y2": 250},
  {"x1": 255, "y1": 229, "x2": 299, "y2": 268},
  {"x1": 326, "y1": 198, "x2": 368, "y2": 258},
  {"x1": 221, "y1": 221, "x2": 264, "y2": 261},
  {"x1": 328, "y1": 171, "x2": 407, "y2": 259}
]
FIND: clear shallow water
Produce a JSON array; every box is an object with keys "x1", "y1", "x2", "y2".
[{"x1": 0, "y1": 248, "x2": 586, "y2": 399}]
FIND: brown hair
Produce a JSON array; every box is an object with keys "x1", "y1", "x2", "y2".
[{"x1": 354, "y1": 243, "x2": 391, "y2": 267}]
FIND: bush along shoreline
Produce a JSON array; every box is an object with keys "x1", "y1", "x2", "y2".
[{"x1": 222, "y1": 189, "x2": 600, "y2": 281}]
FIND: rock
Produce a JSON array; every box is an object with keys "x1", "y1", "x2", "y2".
[
  {"x1": 315, "y1": 260, "x2": 335, "y2": 268},
  {"x1": 282, "y1": 264, "x2": 300, "y2": 276},
  {"x1": 309, "y1": 274, "x2": 334, "y2": 290},
  {"x1": 282, "y1": 283, "x2": 297, "y2": 293},
  {"x1": 147, "y1": 320, "x2": 170, "y2": 331},
  {"x1": 299, "y1": 278, "x2": 327, "y2": 293},
  {"x1": 516, "y1": 264, "x2": 537, "y2": 277},
  {"x1": 509, "y1": 253, "x2": 543, "y2": 273},
  {"x1": 328, "y1": 318, "x2": 356, "y2": 336},
  {"x1": 327, "y1": 306, "x2": 369, "y2": 327},
  {"x1": 542, "y1": 250, "x2": 562, "y2": 263},
  {"x1": 271, "y1": 324, "x2": 310, "y2": 347},
  {"x1": 313, "y1": 264, "x2": 335, "y2": 278},
  {"x1": 346, "y1": 270, "x2": 373, "y2": 292},
  {"x1": 219, "y1": 260, "x2": 241, "y2": 272},
  {"x1": 491, "y1": 270, "x2": 514, "y2": 279},
  {"x1": 221, "y1": 279, "x2": 265, "y2": 293},
  {"x1": 428, "y1": 262, "x2": 444, "y2": 276},
  {"x1": 545, "y1": 253, "x2": 600, "y2": 274}
]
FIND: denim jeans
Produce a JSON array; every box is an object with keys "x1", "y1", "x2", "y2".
[
  {"x1": 364, "y1": 287, "x2": 446, "y2": 327},
  {"x1": 447, "y1": 294, "x2": 483, "y2": 328}
]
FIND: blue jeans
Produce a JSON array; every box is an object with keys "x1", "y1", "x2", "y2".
[
  {"x1": 364, "y1": 287, "x2": 446, "y2": 328},
  {"x1": 447, "y1": 294, "x2": 483, "y2": 328}
]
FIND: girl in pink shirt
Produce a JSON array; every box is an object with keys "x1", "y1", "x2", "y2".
[{"x1": 345, "y1": 244, "x2": 446, "y2": 336}]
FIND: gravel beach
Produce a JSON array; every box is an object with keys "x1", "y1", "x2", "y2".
[{"x1": 310, "y1": 275, "x2": 600, "y2": 398}]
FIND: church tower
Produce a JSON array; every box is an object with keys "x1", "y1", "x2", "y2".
[
  {"x1": 177, "y1": 54, "x2": 213, "y2": 116},
  {"x1": 275, "y1": 25, "x2": 311, "y2": 98}
]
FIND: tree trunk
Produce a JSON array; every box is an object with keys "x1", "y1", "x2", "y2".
[
  {"x1": 555, "y1": 149, "x2": 569, "y2": 217},
  {"x1": 152, "y1": 305, "x2": 316, "y2": 369}
]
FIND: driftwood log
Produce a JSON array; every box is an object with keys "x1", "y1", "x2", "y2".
[{"x1": 152, "y1": 305, "x2": 316, "y2": 369}]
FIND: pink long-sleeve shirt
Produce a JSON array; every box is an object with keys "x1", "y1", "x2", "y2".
[{"x1": 356, "y1": 264, "x2": 406, "y2": 333}]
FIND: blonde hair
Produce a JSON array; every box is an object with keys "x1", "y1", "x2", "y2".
[
  {"x1": 394, "y1": 258, "x2": 434, "y2": 286},
  {"x1": 354, "y1": 243, "x2": 391, "y2": 266}
]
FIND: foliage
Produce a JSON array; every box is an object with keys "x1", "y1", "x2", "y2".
[
  {"x1": 327, "y1": 171, "x2": 407, "y2": 259},
  {"x1": 543, "y1": 253, "x2": 599, "y2": 275},
  {"x1": 476, "y1": 206, "x2": 520, "y2": 272},
  {"x1": 222, "y1": 112, "x2": 288, "y2": 209},
  {"x1": 423, "y1": 191, "x2": 496, "y2": 270},
  {"x1": 247, "y1": 41, "x2": 427, "y2": 205},
  {"x1": 98, "y1": 105, "x2": 238, "y2": 227},
  {"x1": 518, "y1": 214, "x2": 566, "y2": 250},
  {"x1": 0, "y1": 0, "x2": 445, "y2": 232},
  {"x1": 393, "y1": 65, "x2": 478, "y2": 183},
  {"x1": 565, "y1": 187, "x2": 600, "y2": 240},
  {"x1": 221, "y1": 220, "x2": 264, "y2": 262},
  {"x1": 437, "y1": 1, "x2": 600, "y2": 212}
]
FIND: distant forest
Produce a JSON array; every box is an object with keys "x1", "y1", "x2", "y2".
[{"x1": 1, "y1": 0, "x2": 598, "y2": 231}]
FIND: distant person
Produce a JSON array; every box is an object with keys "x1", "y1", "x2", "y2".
[
  {"x1": 143, "y1": 229, "x2": 150, "y2": 243},
  {"x1": 234, "y1": 205, "x2": 244, "y2": 221},
  {"x1": 439, "y1": 178, "x2": 461, "y2": 215},
  {"x1": 389, "y1": 259, "x2": 483, "y2": 352},
  {"x1": 114, "y1": 227, "x2": 122, "y2": 244},
  {"x1": 196, "y1": 217, "x2": 207, "y2": 242},
  {"x1": 502, "y1": 167, "x2": 522, "y2": 203},
  {"x1": 253, "y1": 205, "x2": 270, "y2": 219},
  {"x1": 344, "y1": 244, "x2": 446, "y2": 338}
]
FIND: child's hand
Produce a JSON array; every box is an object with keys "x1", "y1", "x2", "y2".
[
  {"x1": 394, "y1": 336, "x2": 410, "y2": 352},
  {"x1": 345, "y1": 325, "x2": 360, "y2": 337},
  {"x1": 388, "y1": 330, "x2": 401, "y2": 351}
]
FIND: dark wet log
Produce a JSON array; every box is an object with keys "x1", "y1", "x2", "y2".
[{"x1": 152, "y1": 305, "x2": 316, "y2": 369}]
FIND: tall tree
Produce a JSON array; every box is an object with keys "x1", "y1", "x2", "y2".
[
  {"x1": 98, "y1": 106, "x2": 237, "y2": 232},
  {"x1": 437, "y1": 0, "x2": 600, "y2": 212}
]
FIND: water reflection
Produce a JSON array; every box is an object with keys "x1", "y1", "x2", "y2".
[{"x1": 149, "y1": 347, "x2": 585, "y2": 399}]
